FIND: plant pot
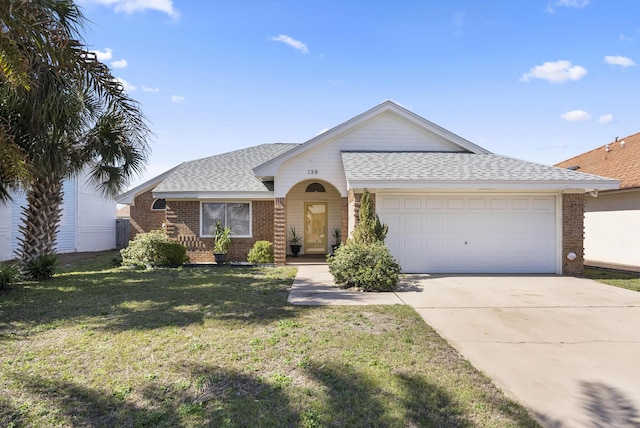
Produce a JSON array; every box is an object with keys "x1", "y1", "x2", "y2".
[
  {"x1": 290, "y1": 244, "x2": 302, "y2": 257},
  {"x1": 214, "y1": 253, "x2": 226, "y2": 265}
]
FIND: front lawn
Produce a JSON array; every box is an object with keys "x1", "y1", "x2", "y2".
[
  {"x1": 584, "y1": 267, "x2": 640, "y2": 292},
  {"x1": 1, "y1": 252, "x2": 539, "y2": 427}
]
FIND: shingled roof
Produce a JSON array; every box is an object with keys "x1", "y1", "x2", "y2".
[
  {"x1": 153, "y1": 143, "x2": 298, "y2": 193},
  {"x1": 342, "y1": 152, "x2": 617, "y2": 185},
  {"x1": 555, "y1": 132, "x2": 640, "y2": 189}
]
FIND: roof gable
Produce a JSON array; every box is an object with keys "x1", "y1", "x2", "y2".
[
  {"x1": 253, "y1": 100, "x2": 490, "y2": 178},
  {"x1": 555, "y1": 132, "x2": 640, "y2": 189}
]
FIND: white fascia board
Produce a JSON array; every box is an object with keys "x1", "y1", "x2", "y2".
[
  {"x1": 152, "y1": 191, "x2": 274, "y2": 200},
  {"x1": 347, "y1": 179, "x2": 620, "y2": 192}
]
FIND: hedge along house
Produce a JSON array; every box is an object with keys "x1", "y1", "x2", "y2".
[{"x1": 116, "y1": 101, "x2": 619, "y2": 275}]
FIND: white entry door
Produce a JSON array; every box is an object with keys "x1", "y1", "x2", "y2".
[{"x1": 377, "y1": 195, "x2": 557, "y2": 273}]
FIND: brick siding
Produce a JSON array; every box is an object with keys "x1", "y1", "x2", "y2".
[
  {"x1": 162, "y1": 200, "x2": 274, "y2": 263},
  {"x1": 129, "y1": 189, "x2": 166, "y2": 241},
  {"x1": 562, "y1": 193, "x2": 585, "y2": 276}
]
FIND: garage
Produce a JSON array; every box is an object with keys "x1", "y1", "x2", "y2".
[{"x1": 377, "y1": 194, "x2": 558, "y2": 274}]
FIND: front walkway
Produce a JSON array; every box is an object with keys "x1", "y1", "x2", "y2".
[{"x1": 288, "y1": 264, "x2": 640, "y2": 428}]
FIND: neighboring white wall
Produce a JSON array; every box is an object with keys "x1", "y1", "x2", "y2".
[
  {"x1": 0, "y1": 201, "x2": 11, "y2": 261},
  {"x1": 76, "y1": 174, "x2": 116, "y2": 252},
  {"x1": 585, "y1": 210, "x2": 640, "y2": 267},
  {"x1": 275, "y1": 113, "x2": 462, "y2": 197},
  {"x1": 0, "y1": 171, "x2": 115, "y2": 261},
  {"x1": 584, "y1": 190, "x2": 640, "y2": 268}
]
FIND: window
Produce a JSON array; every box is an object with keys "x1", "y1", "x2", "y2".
[
  {"x1": 151, "y1": 199, "x2": 166, "y2": 210},
  {"x1": 201, "y1": 202, "x2": 251, "y2": 237},
  {"x1": 306, "y1": 183, "x2": 326, "y2": 192}
]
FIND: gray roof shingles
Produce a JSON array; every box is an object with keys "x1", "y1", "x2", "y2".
[
  {"x1": 154, "y1": 143, "x2": 298, "y2": 193},
  {"x1": 341, "y1": 152, "x2": 616, "y2": 182}
]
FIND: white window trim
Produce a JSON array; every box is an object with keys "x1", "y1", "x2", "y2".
[
  {"x1": 200, "y1": 201, "x2": 252, "y2": 238},
  {"x1": 151, "y1": 198, "x2": 166, "y2": 211}
]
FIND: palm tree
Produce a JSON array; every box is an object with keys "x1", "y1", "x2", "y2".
[
  {"x1": 0, "y1": 0, "x2": 150, "y2": 270},
  {"x1": 0, "y1": 0, "x2": 148, "y2": 201}
]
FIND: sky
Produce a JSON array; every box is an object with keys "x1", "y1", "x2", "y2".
[{"x1": 76, "y1": 0, "x2": 640, "y2": 189}]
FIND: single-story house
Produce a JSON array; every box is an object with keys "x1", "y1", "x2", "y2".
[
  {"x1": 116, "y1": 101, "x2": 619, "y2": 275},
  {"x1": 0, "y1": 170, "x2": 117, "y2": 261},
  {"x1": 556, "y1": 133, "x2": 640, "y2": 270}
]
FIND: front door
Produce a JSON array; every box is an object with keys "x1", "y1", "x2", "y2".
[{"x1": 304, "y1": 202, "x2": 328, "y2": 254}]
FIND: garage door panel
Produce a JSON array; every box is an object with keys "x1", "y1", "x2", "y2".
[{"x1": 378, "y1": 195, "x2": 557, "y2": 274}]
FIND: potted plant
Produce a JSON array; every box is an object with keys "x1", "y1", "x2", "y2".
[
  {"x1": 213, "y1": 221, "x2": 232, "y2": 264},
  {"x1": 331, "y1": 227, "x2": 342, "y2": 254},
  {"x1": 289, "y1": 226, "x2": 302, "y2": 257}
]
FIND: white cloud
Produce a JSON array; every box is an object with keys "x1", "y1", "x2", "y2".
[
  {"x1": 142, "y1": 86, "x2": 160, "y2": 93},
  {"x1": 82, "y1": 0, "x2": 179, "y2": 18},
  {"x1": 604, "y1": 55, "x2": 636, "y2": 68},
  {"x1": 328, "y1": 79, "x2": 344, "y2": 84},
  {"x1": 546, "y1": 0, "x2": 589, "y2": 13},
  {"x1": 270, "y1": 34, "x2": 309, "y2": 54},
  {"x1": 170, "y1": 95, "x2": 185, "y2": 103},
  {"x1": 598, "y1": 114, "x2": 614, "y2": 123},
  {"x1": 116, "y1": 77, "x2": 136, "y2": 92},
  {"x1": 92, "y1": 48, "x2": 113, "y2": 61},
  {"x1": 520, "y1": 60, "x2": 587, "y2": 83},
  {"x1": 111, "y1": 59, "x2": 128, "y2": 69},
  {"x1": 561, "y1": 110, "x2": 591, "y2": 121},
  {"x1": 619, "y1": 33, "x2": 634, "y2": 42}
]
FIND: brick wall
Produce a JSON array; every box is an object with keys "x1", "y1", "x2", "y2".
[
  {"x1": 129, "y1": 189, "x2": 166, "y2": 241},
  {"x1": 562, "y1": 193, "x2": 585, "y2": 276},
  {"x1": 165, "y1": 200, "x2": 275, "y2": 263},
  {"x1": 274, "y1": 198, "x2": 286, "y2": 265}
]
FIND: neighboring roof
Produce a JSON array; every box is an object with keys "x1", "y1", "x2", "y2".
[
  {"x1": 152, "y1": 143, "x2": 298, "y2": 197},
  {"x1": 342, "y1": 152, "x2": 619, "y2": 191},
  {"x1": 253, "y1": 100, "x2": 490, "y2": 179},
  {"x1": 555, "y1": 132, "x2": 640, "y2": 189},
  {"x1": 116, "y1": 205, "x2": 130, "y2": 218}
]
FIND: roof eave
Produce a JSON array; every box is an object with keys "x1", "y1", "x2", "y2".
[
  {"x1": 115, "y1": 164, "x2": 182, "y2": 205},
  {"x1": 152, "y1": 191, "x2": 275, "y2": 200},
  {"x1": 345, "y1": 179, "x2": 620, "y2": 192}
]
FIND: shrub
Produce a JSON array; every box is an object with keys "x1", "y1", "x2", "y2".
[
  {"x1": 0, "y1": 262, "x2": 19, "y2": 289},
  {"x1": 247, "y1": 241, "x2": 274, "y2": 264},
  {"x1": 351, "y1": 189, "x2": 388, "y2": 245},
  {"x1": 22, "y1": 253, "x2": 58, "y2": 281},
  {"x1": 328, "y1": 242, "x2": 401, "y2": 291},
  {"x1": 120, "y1": 230, "x2": 188, "y2": 268}
]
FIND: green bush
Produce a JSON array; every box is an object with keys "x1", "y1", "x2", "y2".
[
  {"x1": 328, "y1": 242, "x2": 401, "y2": 291},
  {"x1": 23, "y1": 253, "x2": 58, "y2": 281},
  {"x1": 120, "y1": 230, "x2": 189, "y2": 268},
  {"x1": 247, "y1": 240, "x2": 274, "y2": 264},
  {"x1": 0, "y1": 262, "x2": 19, "y2": 289}
]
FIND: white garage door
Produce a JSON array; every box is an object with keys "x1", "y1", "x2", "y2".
[{"x1": 377, "y1": 195, "x2": 557, "y2": 273}]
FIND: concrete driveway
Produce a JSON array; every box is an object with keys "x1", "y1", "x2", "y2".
[{"x1": 289, "y1": 266, "x2": 640, "y2": 427}]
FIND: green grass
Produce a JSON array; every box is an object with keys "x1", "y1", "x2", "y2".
[
  {"x1": 584, "y1": 267, "x2": 640, "y2": 292},
  {"x1": 0, "y1": 251, "x2": 540, "y2": 427}
]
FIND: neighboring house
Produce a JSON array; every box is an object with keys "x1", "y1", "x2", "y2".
[
  {"x1": 0, "y1": 171, "x2": 117, "y2": 261},
  {"x1": 116, "y1": 101, "x2": 618, "y2": 275},
  {"x1": 556, "y1": 133, "x2": 640, "y2": 269}
]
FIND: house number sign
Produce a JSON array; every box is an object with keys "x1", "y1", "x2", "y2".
[{"x1": 307, "y1": 169, "x2": 319, "y2": 175}]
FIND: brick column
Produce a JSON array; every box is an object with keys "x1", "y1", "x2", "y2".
[
  {"x1": 274, "y1": 197, "x2": 286, "y2": 265},
  {"x1": 341, "y1": 196, "x2": 348, "y2": 244},
  {"x1": 562, "y1": 193, "x2": 585, "y2": 276}
]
